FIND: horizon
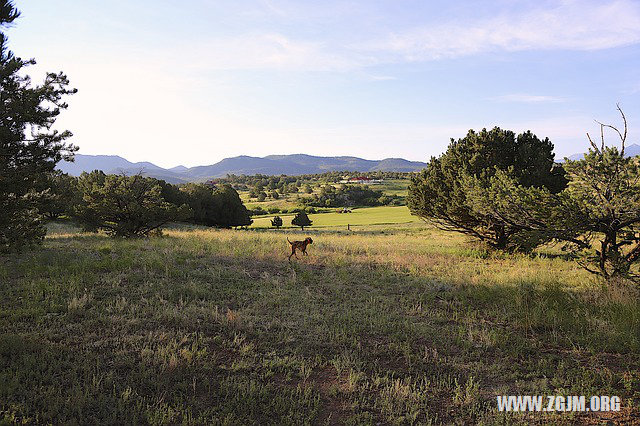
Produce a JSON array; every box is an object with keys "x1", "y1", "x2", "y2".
[
  {"x1": 8, "y1": 0, "x2": 640, "y2": 168},
  {"x1": 67, "y1": 143, "x2": 640, "y2": 171}
]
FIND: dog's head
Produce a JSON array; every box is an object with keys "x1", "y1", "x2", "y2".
[{"x1": 305, "y1": 237, "x2": 313, "y2": 245}]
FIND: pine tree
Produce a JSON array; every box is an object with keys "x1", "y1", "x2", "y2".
[
  {"x1": 291, "y1": 211, "x2": 312, "y2": 231},
  {"x1": 0, "y1": 1, "x2": 77, "y2": 251},
  {"x1": 271, "y1": 216, "x2": 283, "y2": 229},
  {"x1": 407, "y1": 127, "x2": 566, "y2": 251}
]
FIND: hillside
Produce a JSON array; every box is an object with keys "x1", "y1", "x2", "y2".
[{"x1": 56, "y1": 153, "x2": 428, "y2": 182}]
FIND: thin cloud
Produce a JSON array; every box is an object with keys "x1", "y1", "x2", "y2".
[
  {"x1": 491, "y1": 94, "x2": 566, "y2": 103},
  {"x1": 183, "y1": 33, "x2": 360, "y2": 72},
  {"x1": 368, "y1": 75, "x2": 397, "y2": 81},
  {"x1": 156, "y1": 1, "x2": 640, "y2": 72},
  {"x1": 359, "y1": 0, "x2": 640, "y2": 61}
]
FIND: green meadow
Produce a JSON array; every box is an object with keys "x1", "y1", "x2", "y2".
[
  {"x1": 251, "y1": 206, "x2": 420, "y2": 229},
  {"x1": 1, "y1": 222, "x2": 638, "y2": 424}
]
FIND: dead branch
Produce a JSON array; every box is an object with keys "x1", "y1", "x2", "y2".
[{"x1": 593, "y1": 104, "x2": 628, "y2": 156}]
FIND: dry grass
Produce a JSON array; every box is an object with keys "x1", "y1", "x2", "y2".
[{"x1": 0, "y1": 222, "x2": 638, "y2": 424}]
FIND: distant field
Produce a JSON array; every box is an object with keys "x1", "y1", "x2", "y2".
[
  {"x1": 374, "y1": 179, "x2": 410, "y2": 196},
  {"x1": 1, "y1": 224, "x2": 637, "y2": 424},
  {"x1": 241, "y1": 179, "x2": 411, "y2": 212},
  {"x1": 251, "y1": 205, "x2": 420, "y2": 229}
]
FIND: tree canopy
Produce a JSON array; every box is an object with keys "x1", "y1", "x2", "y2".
[
  {"x1": 0, "y1": 0, "x2": 77, "y2": 251},
  {"x1": 407, "y1": 127, "x2": 566, "y2": 251},
  {"x1": 291, "y1": 211, "x2": 312, "y2": 231},
  {"x1": 463, "y1": 107, "x2": 640, "y2": 282},
  {"x1": 75, "y1": 173, "x2": 190, "y2": 237}
]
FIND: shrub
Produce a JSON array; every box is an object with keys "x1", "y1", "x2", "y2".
[{"x1": 75, "y1": 174, "x2": 190, "y2": 237}]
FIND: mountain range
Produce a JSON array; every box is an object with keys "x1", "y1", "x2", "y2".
[
  {"x1": 56, "y1": 144, "x2": 640, "y2": 183},
  {"x1": 56, "y1": 154, "x2": 429, "y2": 183},
  {"x1": 563, "y1": 143, "x2": 640, "y2": 161}
]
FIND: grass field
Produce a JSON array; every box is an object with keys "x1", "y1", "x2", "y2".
[
  {"x1": 241, "y1": 179, "x2": 411, "y2": 213},
  {"x1": 1, "y1": 223, "x2": 638, "y2": 424},
  {"x1": 251, "y1": 206, "x2": 420, "y2": 229}
]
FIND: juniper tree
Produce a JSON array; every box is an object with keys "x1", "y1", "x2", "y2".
[
  {"x1": 407, "y1": 127, "x2": 566, "y2": 251},
  {"x1": 0, "y1": 1, "x2": 77, "y2": 251},
  {"x1": 37, "y1": 171, "x2": 81, "y2": 220},
  {"x1": 291, "y1": 211, "x2": 312, "y2": 231},
  {"x1": 75, "y1": 174, "x2": 190, "y2": 237},
  {"x1": 464, "y1": 106, "x2": 640, "y2": 282},
  {"x1": 180, "y1": 183, "x2": 252, "y2": 228},
  {"x1": 271, "y1": 215, "x2": 283, "y2": 229}
]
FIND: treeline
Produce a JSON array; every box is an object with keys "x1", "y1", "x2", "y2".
[
  {"x1": 408, "y1": 112, "x2": 640, "y2": 283},
  {"x1": 42, "y1": 171, "x2": 252, "y2": 237},
  {"x1": 302, "y1": 184, "x2": 402, "y2": 207},
  {"x1": 209, "y1": 170, "x2": 414, "y2": 191}
]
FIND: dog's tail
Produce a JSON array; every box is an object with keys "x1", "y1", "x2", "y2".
[{"x1": 287, "y1": 237, "x2": 292, "y2": 245}]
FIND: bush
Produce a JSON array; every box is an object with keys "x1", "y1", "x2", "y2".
[{"x1": 75, "y1": 173, "x2": 190, "y2": 237}]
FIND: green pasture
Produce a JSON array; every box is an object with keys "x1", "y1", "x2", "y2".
[{"x1": 250, "y1": 205, "x2": 421, "y2": 229}]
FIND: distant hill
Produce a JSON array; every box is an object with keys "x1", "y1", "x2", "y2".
[
  {"x1": 56, "y1": 153, "x2": 428, "y2": 183},
  {"x1": 564, "y1": 143, "x2": 640, "y2": 161}
]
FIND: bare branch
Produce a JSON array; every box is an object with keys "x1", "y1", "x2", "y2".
[
  {"x1": 617, "y1": 103, "x2": 628, "y2": 156},
  {"x1": 599, "y1": 121, "x2": 605, "y2": 152},
  {"x1": 586, "y1": 132, "x2": 599, "y2": 153},
  {"x1": 592, "y1": 105, "x2": 628, "y2": 155}
]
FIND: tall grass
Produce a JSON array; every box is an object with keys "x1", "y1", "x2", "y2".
[{"x1": 0, "y1": 223, "x2": 638, "y2": 424}]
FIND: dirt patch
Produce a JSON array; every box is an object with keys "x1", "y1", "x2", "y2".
[{"x1": 309, "y1": 366, "x2": 351, "y2": 425}]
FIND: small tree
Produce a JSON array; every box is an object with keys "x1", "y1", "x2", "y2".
[
  {"x1": 271, "y1": 216, "x2": 283, "y2": 229},
  {"x1": 76, "y1": 174, "x2": 190, "y2": 237},
  {"x1": 291, "y1": 211, "x2": 312, "y2": 231},
  {"x1": 37, "y1": 171, "x2": 81, "y2": 219},
  {"x1": 257, "y1": 192, "x2": 267, "y2": 202}
]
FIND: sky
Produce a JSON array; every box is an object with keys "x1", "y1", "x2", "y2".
[{"x1": 5, "y1": 0, "x2": 640, "y2": 168}]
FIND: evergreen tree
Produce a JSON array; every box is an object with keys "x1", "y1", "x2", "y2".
[
  {"x1": 465, "y1": 107, "x2": 640, "y2": 281},
  {"x1": 407, "y1": 127, "x2": 566, "y2": 251},
  {"x1": 75, "y1": 174, "x2": 190, "y2": 237},
  {"x1": 0, "y1": 1, "x2": 77, "y2": 251},
  {"x1": 271, "y1": 215, "x2": 283, "y2": 229},
  {"x1": 181, "y1": 183, "x2": 252, "y2": 228},
  {"x1": 211, "y1": 184, "x2": 253, "y2": 228},
  {"x1": 291, "y1": 211, "x2": 312, "y2": 231},
  {"x1": 37, "y1": 171, "x2": 81, "y2": 219}
]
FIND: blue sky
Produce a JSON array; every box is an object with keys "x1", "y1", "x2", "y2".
[{"x1": 6, "y1": 0, "x2": 640, "y2": 167}]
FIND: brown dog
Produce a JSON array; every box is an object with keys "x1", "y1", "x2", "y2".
[{"x1": 287, "y1": 237, "x2": 313, "y2": 260}]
